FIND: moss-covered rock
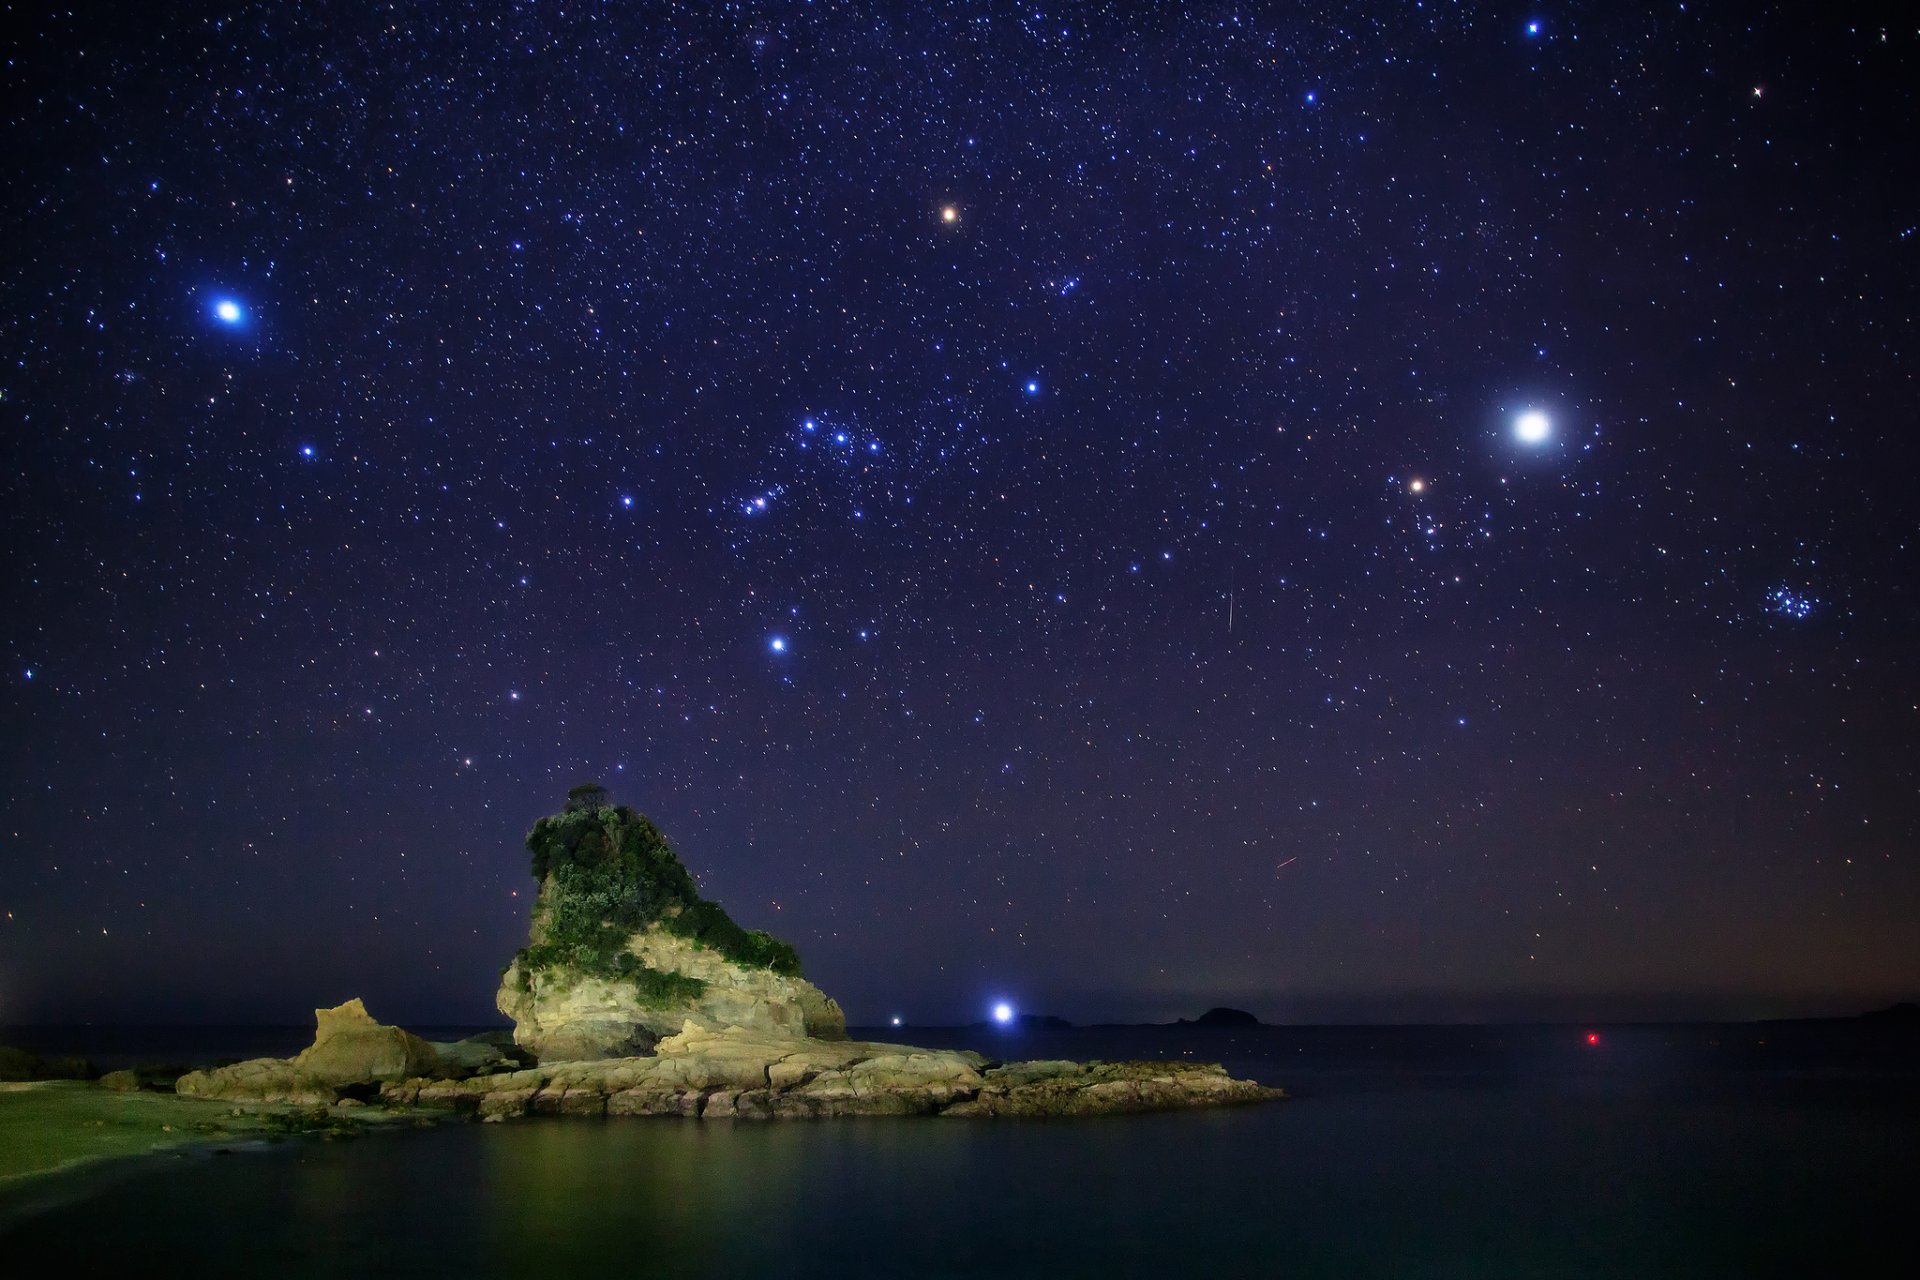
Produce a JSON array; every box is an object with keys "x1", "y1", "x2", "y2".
[{"x1": 498, "y1": 793, "x2": 844, "y2": 1061}]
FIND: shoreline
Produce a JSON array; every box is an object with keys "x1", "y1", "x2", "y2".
[{"x1": 0, "y1": 1081, "x2": 428, "y2": 1199}]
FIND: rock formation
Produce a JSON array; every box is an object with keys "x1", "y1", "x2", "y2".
[
  {"x1": 177, "y1": 793, "x2": 1282, "y2": 1120},
  {"x1": 495, "y1": 800, "x2": 844, "y2": 1060},
  {"x1": 292, "y1": 998, "x2": 441, "y2": 1084},
  {"x1": 373, "y1": 1021, "x2": 1276, "y2": 1121},
  {"x1": 177, "y1": 1001, "x2": 516, "y2": 1103}
]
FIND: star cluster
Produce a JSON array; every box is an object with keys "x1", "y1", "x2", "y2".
[{"x1": 1, "y1": 6, "x2": 1915, "y2": 1024}]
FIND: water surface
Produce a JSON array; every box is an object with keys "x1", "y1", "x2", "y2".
[{"x1": 3, "y1": 1022, "x2": 1911, "y2": 1277}]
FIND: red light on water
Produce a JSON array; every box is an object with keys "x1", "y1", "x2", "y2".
[{"x1": 1584, "y1": 1032, "x2": 1600, "y2": 1046}]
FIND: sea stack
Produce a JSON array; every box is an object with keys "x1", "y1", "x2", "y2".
[{"x1": 496, "y1": 786, "x2": 846, "y2": 1061}]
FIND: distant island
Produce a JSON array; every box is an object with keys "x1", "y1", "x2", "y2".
[
  {"x1": 2, "y1": 788, "x2": 1280, "y2": 1181},
  {"x1": 1176, "y1": 1007, "x2": 1262, "y2": 1028}
]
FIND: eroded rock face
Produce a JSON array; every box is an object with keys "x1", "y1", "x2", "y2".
[
  {"x1": 176, "y1": 999, "x2": 441, "y2": 1101},
  {"x1": 497, "y1": 926, "x2": 846, "y2": 1062},
  {"x1": 293, "y1": 998, "x2": 441, "y2": 1085}
]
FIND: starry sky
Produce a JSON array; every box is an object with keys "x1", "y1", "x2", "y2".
[{"x1": 3, "y1": 3, "x2": 1916, "y2": 1027}]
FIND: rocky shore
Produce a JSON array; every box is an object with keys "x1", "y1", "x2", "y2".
[
  {"x1": 177, "y1": 1001, "x2": 1280, "y2": 1120},
  {"x1": 126, "y1": 794, "x2": 1283, "y2": 1138}
]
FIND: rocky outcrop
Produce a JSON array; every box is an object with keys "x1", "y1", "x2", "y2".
[
  {"x1": 372, "y1": 1021, "x2": 1281, "y2": 1121},
  {"x1": 945, "y1": 1059, "x2": 1274, "y2": 1116},
  {"x1": 292, "y1": 998, "x2": 440, "y2": 1085},
  {"x1": 173, "y1": 793, "x2": 1283, "y2": 1122},
  {"x1": 494, "y1": 800, "x2": 845, "y2": 1061},
  {"x1": 177, "y1": 1000, "x2": 509, "y2": 1101},
  {"x1": 499, "y1": 926, "x2": 846, "y2": 1061},
  {"x1": 180, "y1": 997, "x2": 449, "y2": 1105},
  {"x1": 177, "y1": 1057, "x2": 338, "y2": 1105},
  {"x1": 176, "y1": 1009, "x2": 1281, "y2": 1119}
]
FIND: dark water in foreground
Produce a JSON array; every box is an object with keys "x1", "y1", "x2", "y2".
[{"x1": 3, "y1": 1022, "x2": 1914, "y2": 1278}]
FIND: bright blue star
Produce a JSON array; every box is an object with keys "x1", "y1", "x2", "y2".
[
  {"x1": 768, "y1": 635, "x2": 788, "y2": 653},
  {"x1": 1515, "y1": 410, "x2": 1552, "y2": 444},
  {"x1": 212, "y1": 297, "x2": 244, "y2": 325},
  {"x1": 1024, "y1": 380, "x2": 1040, "y2": 395},
  {"x1": 1527, "y1": 20, "x2": 1542, "y2": 36},
  {"x1": 299, "y1": 445, "x2": 315, "y2": 459},
  {"x1": 620, "y1": 494, "x2": 634, "y2": 508}
]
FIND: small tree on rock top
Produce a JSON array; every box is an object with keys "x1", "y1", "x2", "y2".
[{"x1": 565, "y1": 782, "x2": 611, "y2": 813}]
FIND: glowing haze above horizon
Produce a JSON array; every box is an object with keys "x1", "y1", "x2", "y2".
[{"x1": 2, "y1": 7, "x2": 1916, "y2": 1027}]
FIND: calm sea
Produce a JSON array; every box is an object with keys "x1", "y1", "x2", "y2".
[{"x1": 2, "y1": 1021, "x2": 1913, "y2": 1277}]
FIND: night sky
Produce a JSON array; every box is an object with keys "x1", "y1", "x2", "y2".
[{"x1": 4, "y1": 4, "x2": 1916, "y2": 1028}]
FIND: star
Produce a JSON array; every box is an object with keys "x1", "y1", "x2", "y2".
[
  {"x1": 940, "y1": 204, "x2": 960, "y2": 224},
  {"x1": 1515, "y1": 410, "x2": 1552, "y2": 444},
  {"x1": 768, "y1": 636, "x2": 788, "y2": 653},
  {"x1": 212, "y1": 298, "x2": 244, "y2": 325}
]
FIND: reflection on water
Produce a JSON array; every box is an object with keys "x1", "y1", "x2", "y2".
[{"x1": 482, "y1": 1118, "x2": 994, "y2": 1272}]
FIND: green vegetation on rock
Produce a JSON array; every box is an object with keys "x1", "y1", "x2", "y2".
[{"x1": 515, "y1": 796, "x2": 803, "y2": 996}]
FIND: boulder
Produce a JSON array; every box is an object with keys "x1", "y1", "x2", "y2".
[{"x1": 291, "y1": 998, "x2": 442, "y2": 1085}]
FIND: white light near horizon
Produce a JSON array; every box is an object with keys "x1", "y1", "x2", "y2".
[
  {"x1": 890, "y1": 1015, "x2": 903, "y2": 1027},
  {"x1": 1515, "y1": 410, "x2": 1552, "y2": 444},
  {"x1": 992, "y1": 1001, "x2": 1014, "y2": 1024}
]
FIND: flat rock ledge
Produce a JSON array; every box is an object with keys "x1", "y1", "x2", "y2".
[{"x1": 182, "y1": 1023, "x2": 1281, "y2": 1121}]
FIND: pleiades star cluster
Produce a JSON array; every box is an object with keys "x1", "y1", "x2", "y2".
[{"x1": 1, "y1": 4, "x2": 1914, "y2": 1024}]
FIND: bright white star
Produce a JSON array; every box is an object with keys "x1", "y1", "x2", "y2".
[
  {"x1": 213, "y1": 299, "x2": 243, "y2": 324},
  {"x1": 1515, "y1": 410, "x2": 1552, "y2": 444}
]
